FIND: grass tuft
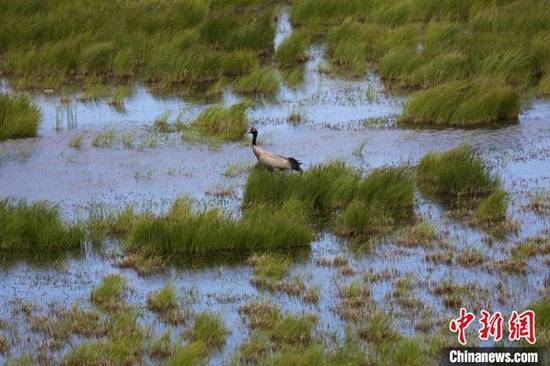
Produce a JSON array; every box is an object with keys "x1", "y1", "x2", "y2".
[
  {"x1": 399, "y1": 79, "x2": 520, "y2": 126},
  {"x1": 0, "y1": 94, "x2": 41, "y2": 141},
  {"x1": 166, "y1": 342, "x2": 207, "y2": 366},
  {"x1": 185, "y1": 312, "x2": 228, "y2": 348},
  {"x1": 90, "y1": 274, "x2": 126, "y2": 312},
  {"x1": 126, "y1": 197, "x2": 313, "y2": 258},
  {"x1": 474, "y1": 189, "x2": 508, "y2": 224},
  {"x1": 233, "y1": 67, "x2": 280, "y2": 95},
  {"x1": 417, "y1": 145, "x2": 499, "y2": 206},
  {"x1": 190, "y1": 102, "x2": 248, "y2": 141},
  {"x1": 0, "y1": 200, "x2": 83, "y2": 254}
]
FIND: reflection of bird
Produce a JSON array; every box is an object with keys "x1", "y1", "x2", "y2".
[{"x1": 249, "y1": 127, "x2": 302, "y2": 172}]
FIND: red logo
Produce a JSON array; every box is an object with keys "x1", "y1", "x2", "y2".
[
  {"x1": 449, "y1": 308, "x2": 475, "y2": 345},
  {"x1": 450, "y1": 309, "x2": 536, "y2": 345}
]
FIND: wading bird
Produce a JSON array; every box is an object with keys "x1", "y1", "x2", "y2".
[{"x1": 249, "y1": 127, "x2": 302, "y2": 172}]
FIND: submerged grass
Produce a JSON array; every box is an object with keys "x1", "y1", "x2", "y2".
[
  {"x1": 0, "y1": 200, "x2": 83, "y2": 254},
  {"x1": 0, "y1": 94, "x2": 41, "y2": 140}
]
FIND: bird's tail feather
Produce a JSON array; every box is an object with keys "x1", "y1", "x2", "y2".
[{"x1": 287, "y1": 157, "x2": 302, "y2": 172}]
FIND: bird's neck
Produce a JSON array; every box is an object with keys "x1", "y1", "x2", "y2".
[{"x1": 252, "y1": 132, "x2": 258, "y2": 146}]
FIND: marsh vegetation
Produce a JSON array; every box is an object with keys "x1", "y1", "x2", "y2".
[{"x1": 1, "y1": 0, "x2": 550, "y2": 365}]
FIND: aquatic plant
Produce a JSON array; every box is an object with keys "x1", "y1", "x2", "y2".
[
  {"x1": 190, "y1": 102, "x2": 248, "y2": 141},
  {"x1": 358, "y1": 310, "x2": 398, "y2": 344},
  {"x1": 276, "y1": 32, "x2": 308, "y2": 68},
  {"x1": 244, "y1": 161, "x2": 360, "y2": 211},
  {"x1": 336, "y1": 167, "x2": 414, "y2": 237},
  {"x1": 233, "y1": 67, "x2": 280, "y2": 95},
  {"x1": 63, "y1": 310, "x2": 144, "y2": 365},
  {"x1": 398, "y1": 220, "x2": 437, "y2": 247},
  {"x1": 531, "y1": 297, "x2": 550, "y2": 345},
  {"x1": 90, "y1": 274, "x2": 126, "y2": 312},
  {"x1": 0, "y1": 94, "x2": 41, "y2": 140},
  {"x1": 474, "y1": 189, "x2": 508, "y2": 224},
  {"x1": 91, "y1": 129, "x2": 116, "y2": 148},
  {"x1": 400, "y1": 79, "x2": 520, "y2": 126},
  {"x1": 237, "y1": 331, "x2": 273, "y2": 364},
  {"x1": 166, "y1": 342, "x2": 207, "y2": 366},
  {"x1": 290, "y1": 0, "x2": 550, "y2": 125},
  {"x1": 245, "y1": 162, "x2": 412, "y2": 238},
  {"x1": 240, "y1": 301, "x2": 316, "y2": 347},
  {"x1": 417, "y1": 145, "x2": 499, "y2": 205},
  {"x1": 0, "y1": 200, "x2": 83, "y2": 253},
  {"x1": 147, "y1": 284, "x2": 177, "y2": 314},
  {"x1": 249, "y1": 253, "x2": 291, "y2": 290},
  {"x1": 185, "y1": 312, "x2": 228, "y2": 348},
  {"x1": 0, "y1": 0, "x2": 278, "y2": 90},
  {"x1": 125, "y1": 197, "x2": 313, "y2": 258},
  {"x1": 149, "y1": 332, "x2": 173, "y2": 359}
]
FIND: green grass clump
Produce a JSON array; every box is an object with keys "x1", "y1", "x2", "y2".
[
  {"x1": 358, "y1": 310, "x2": 398, "y2": 344},
  {"x1": 167, "y1": 342, "x2": 208, "y2": 366},
  {"x1": 63, "y1": 311, "x2": 144, "y2": 366},
  {"x1": 149, "y1": 332, "x2": 173, "y2": 359},
  {"x1": 264, "y1": 344, "x2": 324, "y2": 366},
  {"x1": 126, "y1": 197, "x2": 313, "y2": 258},
  {"x1": 233, "y1": 67, "x2": 280, "y2": 95},
  {"x1": 240, "y1": 301, "x2": 316, "y2": 347},
  {"x1": 398, "y1": 220, "x2": 437, "y2": 247},
  {"x1": 0, "y1": 200, "x2": 83, "y2": 254},
  {"x1": 190, "y1": 102, "x2": 248, "y2": 141},
  {"x1": 531, "y1": 297, "x2": 550, "y2": 345},
  {"x1": 290, "y1": 0, "x2": 550, "y2": 125},
  {"x1": 417, "y1": 145, "x2": 500, "y2": 205},
  {"x1": 335, "y1": 201, "x2": 395, "y2": 237},
  {"x1": 474, "y1": 189, "x2": 508, "y2": 224},
  {"x1": 249, "y1": 253, "x2": 291, "y2": 289},
  {"x1": 0, "y1": 0, "x2": 279, "y2": 90},
  {"x1": 400, "y1": 79, "x2": 520, "y2": 126},
  {"x1": 276, "y1": 33, "x2": 308, "y2": 69},
  {"x1": 237, "y1": 331, "x2": 273, "y2": 364},
  {"x1": 186, "y1": 312, "x2": 228, "y2": 348},
  {"x1": 0, "y1": 94, "x2": 41, "y2": 140},
  {"x1": 245, "y1": 162, "x2": 412, "y2": 238},
  {"x1": 147, "y1": 284, "x2": 177, "y2": 313},
  {"x1": 291, "y1": 0, "x2": 372, "y2": 28},
  {"x1": 147, "y1": 284, "x2": 188, "y2": 324},
  {"x1": 336, "y1": 167, "x2": 414, "y2": 237},
  {"x1": 244, "y1": 161, "x2": 360, "y2": 211},
  {"x1": 91, "y1": 129, "x2": 116, "y2": 148},
  {"x1": 90, "y1": 274, "x2": 126, "y2": 312}
]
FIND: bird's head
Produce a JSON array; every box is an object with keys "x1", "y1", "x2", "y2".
[{"x1": 249, "y1": 126, "x2": 257, "y2": 135}]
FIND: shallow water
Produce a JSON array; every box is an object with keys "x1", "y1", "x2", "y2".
[{"x1": 0, "y1": 8, "x2": 549, "y2": 365}]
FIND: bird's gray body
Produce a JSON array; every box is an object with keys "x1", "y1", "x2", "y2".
[
  {"x1": 252, "y1": 145, "x2": 294, "y2": 170},
  {"x1": 249, "y1": 128, "x2": 302, "y2": 172}
]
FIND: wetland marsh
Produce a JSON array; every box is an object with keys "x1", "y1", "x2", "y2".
[{"x1": 1, "y1": 1, "x2": 550, "y2": 365}]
